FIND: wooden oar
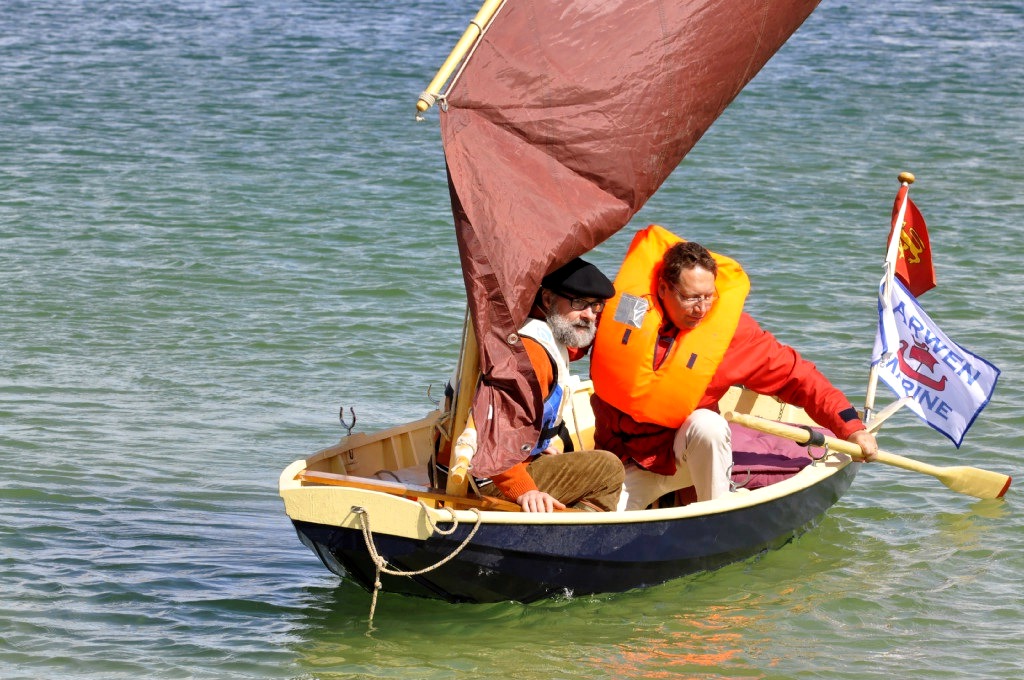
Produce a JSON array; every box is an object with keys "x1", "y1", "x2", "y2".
[
  {"x1": 296, "y1": 469, "x2": 522, "y2": 512},
  {"x1": 724, "y1": 411, "x2": 1011, "y2": 500}
]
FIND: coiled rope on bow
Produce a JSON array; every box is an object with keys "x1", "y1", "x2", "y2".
[{"x1": 353, "y1": 501, "x2": 483, "y2": 622}]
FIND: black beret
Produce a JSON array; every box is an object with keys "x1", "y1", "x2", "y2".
[{"x1": 541, "y1": 257, "x2": 615, "y2": 299}]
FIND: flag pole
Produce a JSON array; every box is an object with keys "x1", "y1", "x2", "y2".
[
  {"x1": 884, "y1": 172, "x2": 916, "y2": 273},
  {"x1": 864, "y1": 171, "x2": 915, "y2": 424}
]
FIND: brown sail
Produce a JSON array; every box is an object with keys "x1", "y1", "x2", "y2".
[{"x1": 439, "y1": 0, "x2": 822, "y2": 474}]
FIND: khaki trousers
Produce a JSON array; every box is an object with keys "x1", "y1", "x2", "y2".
[
  {"x1": 617, "y1": 409, "x2": 733, "y2": 510},
  {"x1": 488, "y1": 449, "x2": 625, "y2": 511}
]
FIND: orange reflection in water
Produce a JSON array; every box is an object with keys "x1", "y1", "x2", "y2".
[{"x1": 587, "y1": 609, "x2": 771, "y2": 680}]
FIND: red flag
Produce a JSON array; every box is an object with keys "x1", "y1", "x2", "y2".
[{"x1": 888, "y1": 186, "x2": 936, "y2": 296}]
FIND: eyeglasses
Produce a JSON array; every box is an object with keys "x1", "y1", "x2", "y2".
[
  {"x1": 553, "y1": 291, "x2": 606, "y2": 313},
  {"x1": 666, "y1": 282, "x2": 716, "y2": 308}
]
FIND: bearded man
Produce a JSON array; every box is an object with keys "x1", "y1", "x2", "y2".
[{"x1": 434, "y1": 257, "x2": 625, "y2": 512}]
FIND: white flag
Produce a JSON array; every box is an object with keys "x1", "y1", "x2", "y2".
[{"x1": 872, "y1": 278, "x2": 1000, "y2": 447}]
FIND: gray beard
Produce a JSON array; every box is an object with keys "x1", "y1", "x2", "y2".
[{"x1": 547, "y1": 311, "x2": 596, "y2": 348}]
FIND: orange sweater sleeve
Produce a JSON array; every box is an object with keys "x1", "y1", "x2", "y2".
[
  {"x1": 489, "y1": 462, "x2": 536, "y2": 501},
  {"x1": 489, "y1": 337, "x2": 553, "y2": 501}
]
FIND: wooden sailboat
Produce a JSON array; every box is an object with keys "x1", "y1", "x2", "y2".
[
  {"x1": 280, "y1": 382, "x2": 857, "y2": 603},
  {"x1": 278, "y1": 0, "x2": 865, "y2": 604}
]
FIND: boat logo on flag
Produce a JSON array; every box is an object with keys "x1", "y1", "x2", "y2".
[
  {"x1": 896, "y1": 340, "x2": 947, "y2": 391},
  {"x1": 873, "y1": 278, "x2": 1000, "y2": 447}
]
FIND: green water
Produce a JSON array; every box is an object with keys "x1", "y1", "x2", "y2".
[{"x1": 2, "y1": 1, "x2": 1022, "y2": 678}]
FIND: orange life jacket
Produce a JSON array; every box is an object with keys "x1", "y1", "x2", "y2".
[{"x1": 591, "y1": 224, "x2": 749, "y2": 428}]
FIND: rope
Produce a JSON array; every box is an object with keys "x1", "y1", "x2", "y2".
[{"x1": 353, "y1": 502, "x2": 483, "y2": 622}]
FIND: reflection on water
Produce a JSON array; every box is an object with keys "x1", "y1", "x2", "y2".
[
  {"x1": 286, "y1": 545, "x2": 855, "y2": 679},
  {"x1": 597, "y1": 609, "x2": 754, "y2": 679}
]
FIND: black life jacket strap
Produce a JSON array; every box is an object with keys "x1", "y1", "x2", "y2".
[{"x1": 538, "y1": 421, "x2": 575, "y2": 453}]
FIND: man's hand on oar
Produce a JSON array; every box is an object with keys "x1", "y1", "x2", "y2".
[
  {"x1": 847, "y1": 429, "x2": 879, "y2": 462},
  {"x1": 724, "y1": 411, "x2": 1011, "y2": 500}
]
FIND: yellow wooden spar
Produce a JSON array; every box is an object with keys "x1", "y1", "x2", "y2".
[
  {"x1": 416, "y1": 0, "x2": 505, "y2": 114},
  {"x1": 295, "y1": 469, "x2": 521, "y2": 512},
  {"x1": 444, "y1": 309, "x2": 479, "y2": 497}
]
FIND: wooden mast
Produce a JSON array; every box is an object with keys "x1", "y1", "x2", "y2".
[{"x1": 445, "y1": 308, "x2": 479, "y2": 496}]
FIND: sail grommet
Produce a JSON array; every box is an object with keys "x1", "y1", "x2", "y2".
[
  {"x1": 520, "y1": 443, "x2": 532, "y2": 452},
  {"x1": 506, "y1": 333, "x2": 520, "y2": 345}
]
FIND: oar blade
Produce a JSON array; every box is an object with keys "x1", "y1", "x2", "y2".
[{"x1": 939, "y1": 466, "x2": 1012, "y2": 500}]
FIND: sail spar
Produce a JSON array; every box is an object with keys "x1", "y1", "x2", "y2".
[{"x1": 438, "y1": 0, "x2": 822, "y2": 474}]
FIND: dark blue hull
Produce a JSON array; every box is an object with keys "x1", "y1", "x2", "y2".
[{"x1": 291, "y1": 462, "x2": 857, "y2": 603}]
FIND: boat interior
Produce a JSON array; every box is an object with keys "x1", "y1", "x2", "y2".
[{"x1": 288, "y1": 381, "x2": 826, "y2": 512}]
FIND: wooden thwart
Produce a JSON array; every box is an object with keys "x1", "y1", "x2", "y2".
[
  {"x1": 296, "y1": 469, "x2": 522, "y2": 512},
  {"x1": 724, "y1": 411, "x2": 1011, "y2": 500}
]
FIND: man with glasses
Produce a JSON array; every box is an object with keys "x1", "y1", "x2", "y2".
[
  {"x1": 590, "y1": 225, "x2": 878, "y2": 509},
  {"x1": 436, "y1": 257, "x2": 625, "y2": 512}
]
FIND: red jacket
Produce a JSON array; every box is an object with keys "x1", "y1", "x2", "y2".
[{"x1": 592, "y1": 313, "x2": 865, "y2": 475}]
